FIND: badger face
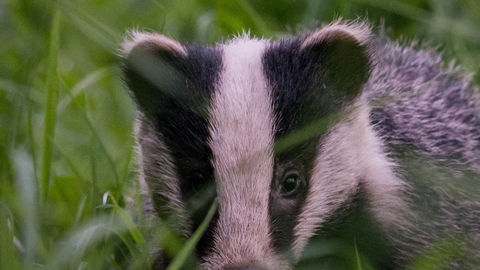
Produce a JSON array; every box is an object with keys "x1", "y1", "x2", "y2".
[{"x1": 122, "y1": 22, "x2": 404, "y2": 269}]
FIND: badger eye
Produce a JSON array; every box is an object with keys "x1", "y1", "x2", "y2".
[
  {"x1": 281, "y1": 171, "x2": 300, "y2": 195},
  {"x1": 184, "y1": 171, "x2": 208, "y2": 194},
  {"x1": 186, "y1": 171, "x2": 203, "y2": 183}
]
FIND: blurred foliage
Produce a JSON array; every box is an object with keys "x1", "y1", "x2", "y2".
[{"x1": 1, "y1": 0, "x2": 480, "y2": 269}]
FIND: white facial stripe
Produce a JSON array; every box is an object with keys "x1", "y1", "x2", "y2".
[
  {"x1": 292, "y1": 105, "x2": 406, "y2": 258},
  {"x1": 204, "y1": 38, "x2": 282, "y2": 268}
]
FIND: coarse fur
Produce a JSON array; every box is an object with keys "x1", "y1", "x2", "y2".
[{"x1": 121, "y1": 20, "x2": 480, "y2": 269}]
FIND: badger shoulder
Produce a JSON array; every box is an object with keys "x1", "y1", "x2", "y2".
[{"x1": 362, "y1": 27, "x2": 480, "y2": 267}]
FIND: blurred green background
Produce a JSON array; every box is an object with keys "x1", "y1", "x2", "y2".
[{"x1": 1, "y1": 0, "x2": 480, "y2": 269}]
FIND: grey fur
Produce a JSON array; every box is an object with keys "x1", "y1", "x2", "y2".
[
  {"x1": 367, "y1": 34, "x2": 480, "y2": 169},
  {"x1": 365, "y1": 32, "x2": 480, "y2": 268}
]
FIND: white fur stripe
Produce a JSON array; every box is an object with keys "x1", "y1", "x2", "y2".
[
  {"x1": 203, "y1": 37, "x2": 285, "y2": 269},
  {"x1": 292, "y1": 105, "x2": 407, "y2": 258}
]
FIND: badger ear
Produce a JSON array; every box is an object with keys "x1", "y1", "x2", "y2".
[
  {"x1": 122, "y1": 32, "x2": 188, "y2": 118},
  {"x1": 301, "y1": 21, "x2": 372, "y2": 103}
]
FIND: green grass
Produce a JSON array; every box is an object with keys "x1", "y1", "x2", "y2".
[
  {"x1": 1, "y1": 0, "x2": 480, "y2": 269},
  {"x1": 41, "y1": 6, "x2": 60, "y2": 204}
]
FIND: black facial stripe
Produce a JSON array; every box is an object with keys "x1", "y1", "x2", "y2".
[
  {"x1": 263, "y1": 39, "x2": 325, "y2": 252},
  {"x1": 309, "y1": 180, "x2": 395, "y2": 269},
  {"x1": 151, "y1": 45, "x2": 222, "y2": 259}
]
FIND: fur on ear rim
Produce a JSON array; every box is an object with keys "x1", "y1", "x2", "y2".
[
  {"x1": 121, "y1": 30, "x2": 187, "y2": 58},
  {"x1": 301, "y1": 19, "x2": 372, "y2": 50}
]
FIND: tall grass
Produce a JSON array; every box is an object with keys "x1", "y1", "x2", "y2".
[
  {"x1": 40, "y1": 7, "x2": 60, "y2": 204},
  {"x1": 1, "y1": 0, "x2": 480, "y2": 269}
]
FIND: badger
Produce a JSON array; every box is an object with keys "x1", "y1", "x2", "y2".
[{"x1": 121, "y1": 20, "x2": 480, "y2": 269}]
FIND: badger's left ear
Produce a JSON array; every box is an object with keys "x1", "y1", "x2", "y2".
[
  {"x1": 301, "y1": 21, "x2": 372, "y2": 102},
  {"x1": 121, "y1": 32, "x2": 190, "y2": 120}
]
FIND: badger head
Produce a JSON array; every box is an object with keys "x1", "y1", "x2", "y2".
[{"x1": 122, "y1": 21, "x2": 404, "y2": 269}]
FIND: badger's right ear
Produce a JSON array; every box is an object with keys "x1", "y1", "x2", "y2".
[{"x1": 121, "y1": 32, "x2": 188, "y2": 118}]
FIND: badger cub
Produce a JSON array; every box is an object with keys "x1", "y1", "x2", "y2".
[{"x1": 122, "y1": 21, "x2": 480, "y2": 269}]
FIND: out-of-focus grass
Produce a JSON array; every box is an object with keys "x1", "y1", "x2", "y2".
[
  {"x1": 1, "y1": 0, "x2": 479, "y2": 269},
  {"x1": 40, "y1": 7, "x2": 60, "y2": 203}
]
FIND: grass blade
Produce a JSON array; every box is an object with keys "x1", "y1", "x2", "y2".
[
  {"x1": 40, "y1": 7, "x2": 61, "y2": 203},
  {"x1": 14, "y1": 149, "x2": 42, "y2": 262},
  {"x1": 0, "y1": 201, "x2": 21, "y2": 269},
  {"x1": 167, "y1": 200, "x2": 218, "y2": 270}
]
